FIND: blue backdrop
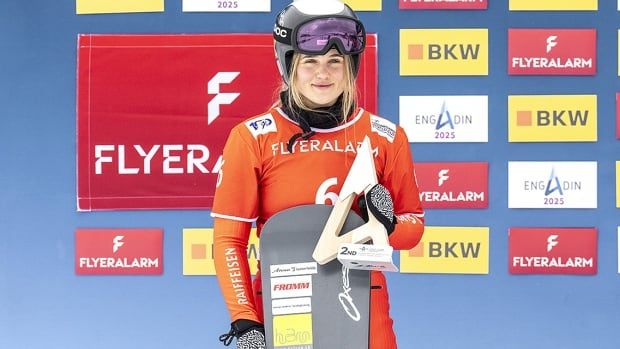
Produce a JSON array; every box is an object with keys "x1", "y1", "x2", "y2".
[{"x1": 1, "y1": 1, "x2": 619, "y2": 348}]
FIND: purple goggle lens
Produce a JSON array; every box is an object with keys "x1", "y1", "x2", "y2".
[{"x1": 295, "y1": 17, "x2": 365, "y2": 55}]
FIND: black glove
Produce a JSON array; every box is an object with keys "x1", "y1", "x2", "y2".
[
  {"x1": 219, "y1": 319, "x2": 266, "y2": 349},
  {"x1": 357, "y1": 184, "x2": 396, "y2": 234}
]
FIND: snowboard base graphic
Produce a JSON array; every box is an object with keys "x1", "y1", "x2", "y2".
[{"x1": 260, "y1": 205, "x2": 370, "y2": 349}]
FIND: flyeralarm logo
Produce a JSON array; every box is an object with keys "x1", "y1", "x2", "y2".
[
  {"x1": 509, "y1": 228, "x2": 597, "y2": 275},
  {"x1": 75, "y1": 229, "x2": 163, "y2": 275},
  {"x1": 509, "y1": 0, "x2": 597, "y2": 11},
  {"x1": 508, "y1": 29, "x2": 596, "y2": 75},
  {"x1": 415, "y1": 162, "x2": 488, "y2": 208},
  {"x1": 77, "y1": 34, "x2": 378, "y2": 210}
]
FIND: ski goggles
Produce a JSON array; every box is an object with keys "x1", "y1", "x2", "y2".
[{"x1": 274, "y1": 16, "x2": 366, "y2": 56}]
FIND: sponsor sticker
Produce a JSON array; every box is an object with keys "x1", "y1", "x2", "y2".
[
  {"x1": 508, "y1": 162, "x2": 597, "y2": 208},
  {"x1": 273, "y1": 313, "x2": 313, "y2": 347},
  {"x1": 400, "y1": 226, "x2": 489, "y2": 274},
  {"x1": 416, "y1": 162, "x2": 488, "y2": 208},
  {"x1": 182, "y1": 228, "x2": 259, "y2": 275},
  {"x1": 75, "y1": 229, "x2": 162, "y2": 275},
  {"x1": 508, "y1": 29, "x2": 596, "y2": 75},
  {"x1": 400, "y1": 29, "x2": 488, "y2": 76},
  {"x1": 245, "y1": 114, "x2": 277, "y2": 139},
  {"x1": 182, "y1": 0, "x2": 270, "y2": 12},
  {"x1": 509, "y1": 228, "x2": 597, "y2": 275},
  {"x1": 270, "y1": 262, "x2": 318, "y2": 278},
  {"x1": 370, "y1": 115, "x2": 396, "y2": 143},
  {"x1": 399, "y1": 0, "x2": 487, "y2": 10},
  {"x1": 508, "y1": 95, "x2": 597, "y2": 142},
  {"x1": 271, "y1": 275, "x2": 313, "y2": 299},
  {"x1": 400, "y1": 95, "x2": 488, "y2": 143},
  {"x1": 509, "y1": 0, "x2": 597, "y2": 11},
  {"x1": 76, "y1": 0, "x2": 163, "y2": 14},
  {"x1": 272, "y1": 297, "x2": 312, "y2": 316}
]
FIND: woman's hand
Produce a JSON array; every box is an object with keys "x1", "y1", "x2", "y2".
[
  {"x1": 357, "y1": 184, "x2": 396, "y2": 234},
  {"x1": 219, "y1": 319, "x2": 265, "y2": 349}
]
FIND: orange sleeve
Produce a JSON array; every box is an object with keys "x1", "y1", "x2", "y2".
[
  {"x1": 212, "y1": 124, "x2": 263, "y2": 322},
  {"x1": 213, "y1": 217, "x2": 261, "y2": 323},
  {"x1": 381, "y1": 127, "x2": 425, "y2": 250},
  {"x1": 211, "y1": 126, "x2": 261, "y2": 222}
]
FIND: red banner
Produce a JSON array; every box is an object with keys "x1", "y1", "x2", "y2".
[
  {"x1": 509, "y1": 228, "x2": 597, "y2": 275},
  {"x1": 399, "y1": 0, "x2": 487, "y2": 10},
  {"x1": 75, "y1": 229, "x2": 163, "y2": 275},
  {"x1": 508, "y1": 29, "x2": 596, "y2": 75},
  {"x1": 77, "y1": 34, "x2": 378, "y2": 210},
  {"x1": 415, "y1": 162, "x2": 488, "y2": 208}
]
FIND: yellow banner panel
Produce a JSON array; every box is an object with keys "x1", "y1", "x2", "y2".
[
  {"x1": 400, "y1": 226, "x2": 489, "y2": 274},
  {"x1": 509, "y1": 0, "x2": 597, "y2": 11},
  {"x1": 508, "y1": 95, "x2": 597, "y2": 142},
  {"x1": 617, "y1": 161, "x2": 620, "y2": 208},
  {"x1": 183, "y1": 228, "x2": 259, "y2": 275},
  {"x1": 343, "y1": 0, "x2": 382, "y2": 11},
  {"x1": 400, "y1": 29, "x2": 488, "y2": 76},
  {"x1": 76, "y1": 0, "x2": 164, "y2": 14},
  {"x1": 273, "y1": 313, "x2": 313, "y2": 347}
]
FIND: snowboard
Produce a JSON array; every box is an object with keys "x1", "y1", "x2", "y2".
[{"x1": 260, "y1": 204, "x2": 370, "y2": 349}]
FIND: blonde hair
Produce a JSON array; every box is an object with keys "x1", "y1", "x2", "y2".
[{"x1": 278, "y1": 52, "x2": 358, "y2": 123}]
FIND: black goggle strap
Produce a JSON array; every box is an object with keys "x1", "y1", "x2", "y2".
[{"x1": 273, "y1": 23, "x2": 293, "y2": 45}]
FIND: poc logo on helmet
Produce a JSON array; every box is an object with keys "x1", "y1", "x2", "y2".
[
  {"x1": 250, "y1": 118, "x2": 273, "y2": 130},
  {"x1": 273, "y1": 24, "x2": 288, "y2": 39}
]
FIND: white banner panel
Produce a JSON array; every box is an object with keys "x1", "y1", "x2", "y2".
[
  {"x1": 508, "y1": 161, "x2": 597, "y2": 208},
  {"x1": 399, "y1": 96, "x2": 488, "y2": 143},
  {"x1": 182, "y1": 0, "x2": 270, "y2": 12}
]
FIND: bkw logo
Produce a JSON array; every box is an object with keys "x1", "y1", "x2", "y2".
[
  {"x1": 536, "y1": 110, "x2": 588, "y2": 126},
  {"x1": 428, "y1": 44, "x2": 480, "y2": 60},
  {"x1": 429, "y1": 242, "x2": 481, "y2": 258}
]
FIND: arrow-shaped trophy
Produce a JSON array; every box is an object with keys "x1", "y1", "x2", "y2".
[{"x1": 313, "y1": 136, "x2": 398, "y2": 272}]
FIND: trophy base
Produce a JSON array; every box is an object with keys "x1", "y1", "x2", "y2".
[{"x1": 337, "y1": 243, "x2": 399, "y2": 272}]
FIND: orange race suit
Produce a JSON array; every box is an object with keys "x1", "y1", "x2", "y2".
[{"x1": 212, "y1": 106, "x2": 425, "y2": 349}]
